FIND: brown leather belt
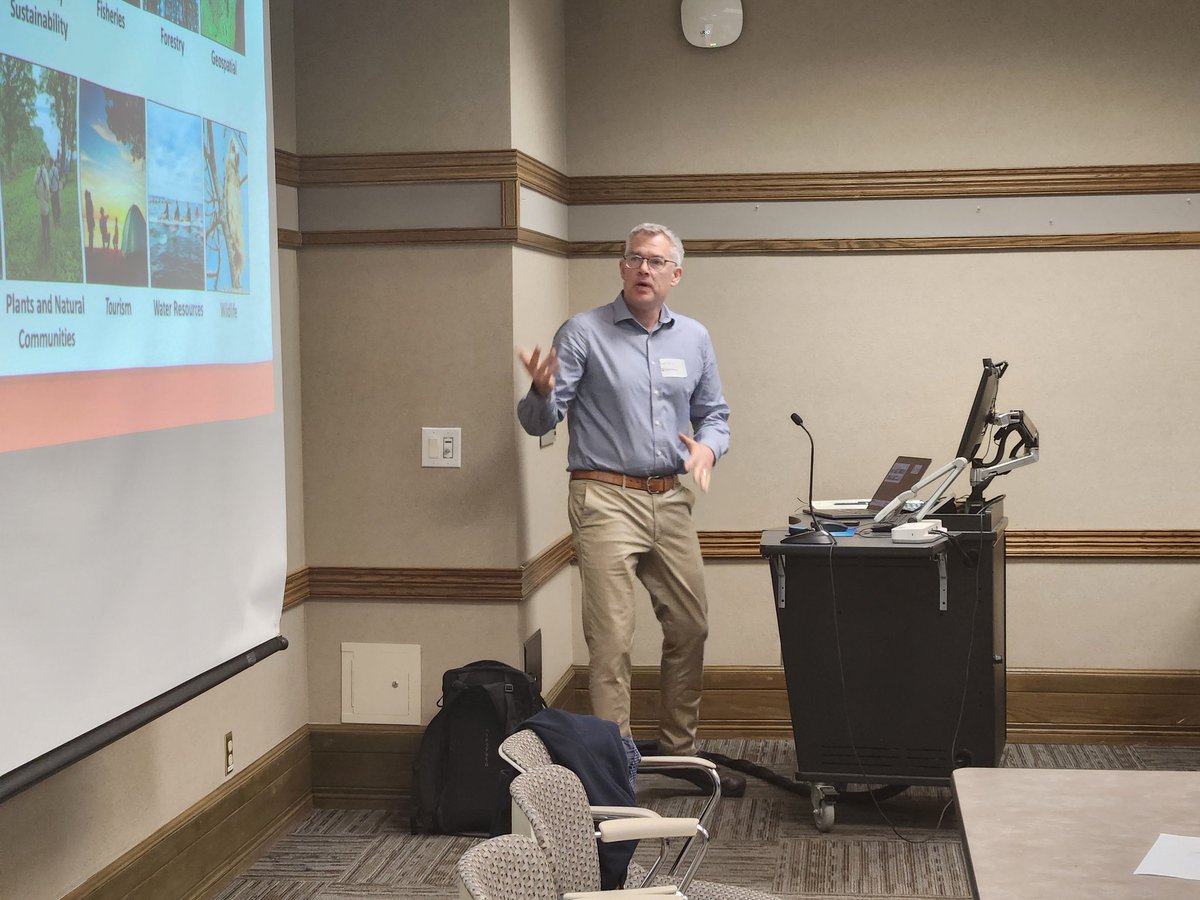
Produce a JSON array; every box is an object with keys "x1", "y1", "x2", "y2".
[{"x1": 571, "y1": 470, "x2": 679, "y2": 494}]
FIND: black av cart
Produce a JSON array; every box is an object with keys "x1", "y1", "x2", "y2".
[{"x1": 760, "y1": 500, "x2": 1007, "y2": 832}]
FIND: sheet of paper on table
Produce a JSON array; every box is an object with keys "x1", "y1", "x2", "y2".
[{"x1": 1134, "y1": 834, "x2": 1200, "y2": 881}]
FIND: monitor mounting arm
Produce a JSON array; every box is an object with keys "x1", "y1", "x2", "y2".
[
  {"x1": 874, "y1": 457, "x2": 969, "y2": 524},
  {"x1": 966, "y1": 409, "x2": 1040, "y2": 504}
]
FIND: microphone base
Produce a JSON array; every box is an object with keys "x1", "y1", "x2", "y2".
[{"x1": 780, "y1": 527, "x2": 836, "y2": 545}]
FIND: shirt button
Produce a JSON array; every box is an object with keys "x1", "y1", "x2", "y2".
[{"x1": 654, "y1": 420, "x2": 660, "y2": 426}]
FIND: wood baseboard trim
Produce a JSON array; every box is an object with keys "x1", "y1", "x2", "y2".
[
  {"x1": 626, "y1": 665, "x2": 1200, "y2": 745},
  {"x1": 305, "y1": 665, "x2": 1200, "y2": 809},
  {"x1": 1007, "y1": 668, "x2": 1200, "y2": 744},
  {"x1": 66, "y1": 727, "x2": 312, "y2": 900},
  {"x1": 60, "y1": 664, "x2": 1197, "y2": 894}
]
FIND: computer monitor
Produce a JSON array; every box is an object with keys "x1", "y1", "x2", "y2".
[{"x1": 955, "y1": 358, "x2": 1006, "y2": 464}]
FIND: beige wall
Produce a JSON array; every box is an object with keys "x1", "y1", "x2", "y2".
[
  {"x1": 512, "y1": 247, "x2": 571, "y2": 556},
  {"x1": 566, "y1": 0, "x2": 1200, "y2": 174},
  {"x1": 509, "y1": 0, "x2": 568, "y2": 173},
  {"x1": 299, "y1": 244, "x2": 522, "y2": 567},
  {"x1": 571, "y1": 250, "x2": 1200, "y2": 531},
  {"x1": 292, "y1": 0, "x2": 513, "y2": 154}
]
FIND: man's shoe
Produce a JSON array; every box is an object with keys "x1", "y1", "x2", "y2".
[{"x1": 660, "y1": 765, "x2": 746, "y2": 798}]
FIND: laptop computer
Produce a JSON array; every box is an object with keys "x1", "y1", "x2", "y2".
[{"x1": 808, "y1": 456, "x2": 934, "y2": 520}]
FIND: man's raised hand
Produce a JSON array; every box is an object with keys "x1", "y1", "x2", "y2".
[{"x1": 516, "y1": 345, "x2": 559, "y2": 397}]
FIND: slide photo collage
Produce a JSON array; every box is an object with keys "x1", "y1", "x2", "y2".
[
  {"x1": 139, "y1": 0, "x2": 246, "y2": 55},
  {"x1": 0, "y1": 53, "x2": 249, "y2": 295}
]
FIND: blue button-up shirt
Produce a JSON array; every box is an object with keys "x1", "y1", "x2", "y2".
[{"x1": 518, "y1": 294, "x2": 730, "y2": 476}]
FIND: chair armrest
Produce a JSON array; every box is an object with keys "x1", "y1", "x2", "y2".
[
  {"x1": 564, "y1": 887, "x2": 679, "y2": 898},
  {"x1": 637, "y1": 755, "x2": 716, "y2": 771},
  {"x1": 597, "y1": 816, "x2": 701, "y2": 842},
  {"x1": 591, "y1": 805, "x2": 661, "y2": 820}
]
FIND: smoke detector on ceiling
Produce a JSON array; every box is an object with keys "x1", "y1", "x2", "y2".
[{"x1": 681, "y1": 0, "x2": 744, "y2": 48}]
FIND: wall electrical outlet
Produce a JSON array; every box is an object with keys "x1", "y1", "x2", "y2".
[{"x1": 224, "y1": 731, "x2": 234, "y2": 775}]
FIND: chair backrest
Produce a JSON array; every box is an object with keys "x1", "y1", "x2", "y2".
[
  {"x1": 509, "y1": 764, "x2": 605, "y2": 894},
  {"x1": 455, "y1": 833, "x2": 558, "y2": 900},
  {"x1": 499, "y1": 727, "x2": 553, "y2": 773}
]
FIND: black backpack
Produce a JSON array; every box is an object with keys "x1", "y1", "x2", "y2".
[{"x1": 410, "y1": 660, "x2": 545, "y2": 835}]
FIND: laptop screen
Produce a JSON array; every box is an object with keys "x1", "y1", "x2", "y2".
[{"x1": 867, "y1": 456, "x2": 933, "y2": 511}]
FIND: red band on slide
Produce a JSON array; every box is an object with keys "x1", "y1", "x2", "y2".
[{"x1": 0, "y1": 362, "x2": 274, "y2": 452}]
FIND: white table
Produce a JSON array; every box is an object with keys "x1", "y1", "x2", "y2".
[{"x1": 952, "y1": 767, "x2": 1200, "y2": 899}]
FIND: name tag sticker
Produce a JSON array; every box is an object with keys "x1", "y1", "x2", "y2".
[{"x1": 660, "y1": 358, "x2": 688, "y2": 378}]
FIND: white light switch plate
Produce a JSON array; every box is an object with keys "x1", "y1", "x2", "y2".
[{"x1": 421, "y1": 427, "x2": 461, "y2": 467}]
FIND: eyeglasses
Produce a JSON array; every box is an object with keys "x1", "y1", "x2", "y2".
[{"x1": 621, "y1": 254, "x2": 677, "y2": 272}]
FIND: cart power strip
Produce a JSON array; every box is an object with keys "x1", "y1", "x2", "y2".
[{"x1": 892, "y1": 520, "x2": 943, "y2": 543}]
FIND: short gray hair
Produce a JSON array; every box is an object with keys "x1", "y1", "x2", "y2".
[{"x1": 625, "y1": 223, "x2": 684, "y2": 266}]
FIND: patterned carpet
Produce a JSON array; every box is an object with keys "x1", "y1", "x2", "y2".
[{"x1": 215, "y1": 740, "x2": 1200, "y2": 899}]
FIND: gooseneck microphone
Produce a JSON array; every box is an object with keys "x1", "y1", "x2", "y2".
[
  {"x1": 782, "y1": 413, "x2": 832, "y2": 543},
  {"x1": 790, "y1": 414, "x2": 816, "y2": 523}
]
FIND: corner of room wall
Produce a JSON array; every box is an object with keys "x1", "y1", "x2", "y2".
[
  {"x1": 509, "y1": 0, "x2": 568, "y2": 173},
  {"x1": 268, "y1": 0, "x2": 298, "y2": 154},
  {"x1": 511, "y1": 244, "x2": 577, "y2": 688}
]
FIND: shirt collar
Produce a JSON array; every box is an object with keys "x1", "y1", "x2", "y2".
[{"x1": 613, "y1": 293, "x2": 675, "y2": 329}]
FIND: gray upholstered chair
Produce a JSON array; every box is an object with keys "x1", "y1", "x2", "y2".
[
  {"x1": 510, "y1": 764, "x2": 777, "y2": 900},
  {"x1": 456, "y1": 833, "x2": 558, "y2": 900},
  {"x1": 456, "y1": 831, "x2": 680, "y2": 899},
  {"x1": 499, "y1": 728, "x2": 722, "y2": 830},
  {"x1": 499, "y1": 727, "x2": 723, "y2": 891}
]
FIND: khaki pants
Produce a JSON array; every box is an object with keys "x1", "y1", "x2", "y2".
[{"x1": 568, "y1": 479, "x2": 708, "y2": 754}]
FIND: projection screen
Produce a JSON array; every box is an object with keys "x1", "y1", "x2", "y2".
[{"x1": 0, "y1": 0, "x2": 285, "y2": 800}]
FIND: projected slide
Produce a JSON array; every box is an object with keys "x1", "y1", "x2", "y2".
[{"x1": 0, "y1": 0, "x2": 271, "y2": 453}]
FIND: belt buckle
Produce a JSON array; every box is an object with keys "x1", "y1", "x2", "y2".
[{"x1": 647, "y1": 475, "x2": 668, "y2": 494}]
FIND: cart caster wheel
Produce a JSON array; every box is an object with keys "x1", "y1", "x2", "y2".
[
  {"x1": 809, "y1": 783, "x2": 837, "y2": 833},
  {"x1": 814, "y1": 802, "x2": 835, "y2": 832}
]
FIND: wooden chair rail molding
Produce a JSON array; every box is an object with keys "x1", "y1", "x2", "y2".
[
  {"x1": 283, "y1": 530, "x2": 1200, "y2": 609},
  {"x1": 273, "y1": 151, "x2": 1200, "y2": 252},
  {"x1": 699, "y1": 529, "x2": 1200, "y2": 559},
  {"x1": 280, "y1": 229, "x2": 1200, "y2": 254},
  {"x1": 568, "y1": 233, "x2": 1200, "y2": 256},
  {"x1": 567, "y1": 164, "x2": 1200, "y2": 203},
  {"x1": 274, "y1": 149, "x2": 1200, "y2": 202}
]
